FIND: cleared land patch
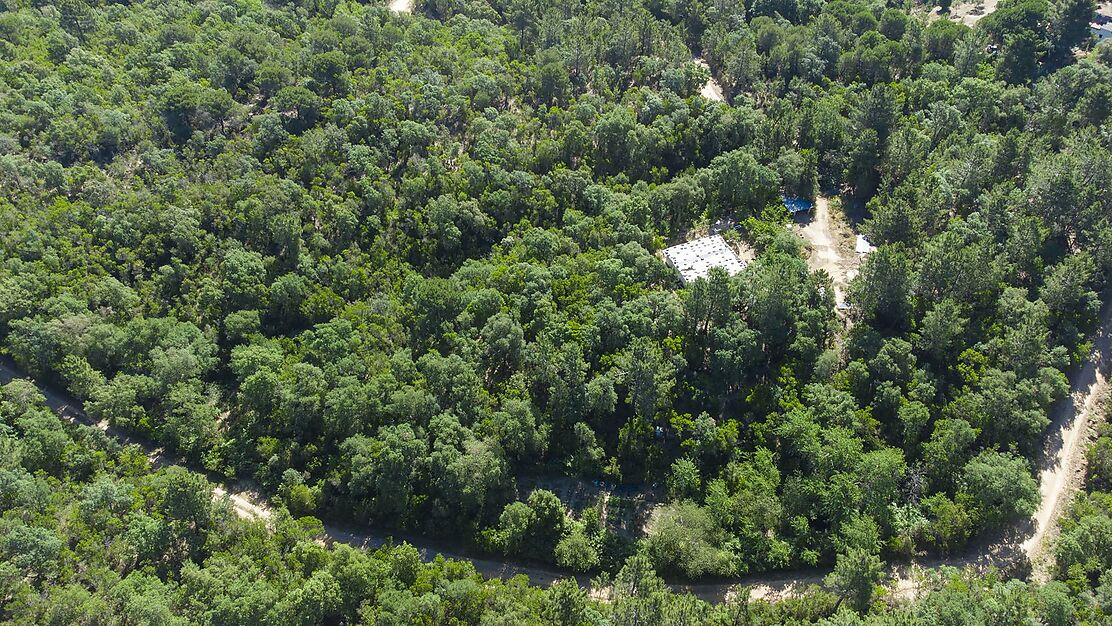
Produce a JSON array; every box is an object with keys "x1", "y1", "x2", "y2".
[{"x1": 794, "y1": 196, "x2": 860, "y2": 308}]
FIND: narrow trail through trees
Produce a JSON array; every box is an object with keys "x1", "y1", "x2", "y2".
[
  {"x1": 796, "y1": 196, "x2": 858, "y2": 308},
  {"x1": 2, "y1": 300, "x2": 1109, "y2": 602},
  {"x1": 693, "y1": 58, "x2": 725, "y2": 103}
]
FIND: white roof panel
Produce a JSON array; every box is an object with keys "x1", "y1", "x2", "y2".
[{"x1": 662, "y1": 235, "x2": 747, "y2": 285}]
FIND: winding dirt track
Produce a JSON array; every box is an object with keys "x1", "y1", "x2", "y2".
[{"x1": 2, "y1": 301, "x2": 1109, "y2": 602}]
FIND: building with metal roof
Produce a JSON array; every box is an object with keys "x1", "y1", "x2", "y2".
[
  {"x1": 1093, "y1": 21, "x2": 1112, "y2": 41},
  {"x1": 662, "y1": 235, "x2": 747, "y2": 286}
]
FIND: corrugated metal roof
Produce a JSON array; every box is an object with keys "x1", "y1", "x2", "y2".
[{"x1": 662, "y1": 235, "x2": 747, "y2": 285}]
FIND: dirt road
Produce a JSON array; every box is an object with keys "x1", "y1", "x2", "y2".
[
  {"x1": 213, "y1": 486, "x2": 273, "y2": 520},
  {"x1": 0, "y1": 358, "x2": 814, "y2": 600},
  {"x1": 796, "y1": 196, "x2": 858, "y2": 307},
  {"x1": 3, "y1": 298, "x2": 1110, "y2": 602},
  {"x1": 1022, "y1": 307, "x2": 1110, "y2": 579},
  {"x1": 693, "y1": 58, "x2": 724, "y2": 102}
]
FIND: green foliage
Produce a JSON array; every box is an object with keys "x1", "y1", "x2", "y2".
[
  {"x1": 824, "y1": 548, "x2": 884, "y2": 613},
  {"x1": 1057, "y1": 406, "x2": 1112, "y2": 587},
  {"x1": 646, "y1": 500, "x2": 740, "y2": 578},
  {"x1": 0, "y1": 0, "x2": 1108, "y2": 599},
  {"x1": 960, "y1": 450, "x2": 1040, "y2": 529},
  {"x1": 0, "y1": 379, "x2": 558, "y2": 624}
]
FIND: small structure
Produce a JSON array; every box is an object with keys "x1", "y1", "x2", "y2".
[
  {"x1": 783, "y1": 195, "x2": 814, "y2": 216},
  {"x1": 662, "y1": 235, "x2": 747, "y2": 286},
  {"x1": 855, "y1": 234, "x2": 875, "y2": 256},
  {"x1": 1093, "y1": 21, "x2": 1112, "y2": 41},
  {"x1": 709, "y1": 218, "x2": 733, "y2": 234}
]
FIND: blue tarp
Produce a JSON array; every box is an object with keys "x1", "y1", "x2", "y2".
[{"x1": 782, "y1": 195, "x2": 814, "y2": 214}]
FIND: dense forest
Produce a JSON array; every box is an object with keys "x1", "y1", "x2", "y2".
[
  {"x1": 4, "y1": 356, "x2": 1112, "y2": 626},
  {"x1": 1, "y1": 0, "x2": 1111, "y2": 619}
]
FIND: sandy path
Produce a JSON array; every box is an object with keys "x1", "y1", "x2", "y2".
[
  {"x1": 693, "y1": 58, "x2": 724, "y2": 102},
  {"x1": 0, "y1": 357, "x2": 811, "y2": 600},
  {"x1": 3, "y1": 298, "x2": 1110, "y2": 602},
  {"x1": 389, "y1": 0, "x2": 414, "y2": 13},
  {"x1": 1022, "y1": 307, "x2": 1110, "y2": 579},
  {"x1": 214, "y1": 486, "x2": 273, "y2": 520},
  {"x1": 0, "y1": 360, "x2": 274, "y2": 524},
  {"x1": 796, "y1": 196, "x2": 857, "y2": 307}
]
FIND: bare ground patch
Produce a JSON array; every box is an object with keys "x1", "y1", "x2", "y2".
[
  {"x1": 794, "y1": 196, "x2": 859, "y2": 307},
  {"x1": 693, "y1": 58, "x2": 725, "y2": 102}
]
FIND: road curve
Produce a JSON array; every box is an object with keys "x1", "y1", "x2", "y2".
[{"x1": 1, "y1": 299, "x2": 1109, "y2": 602}]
